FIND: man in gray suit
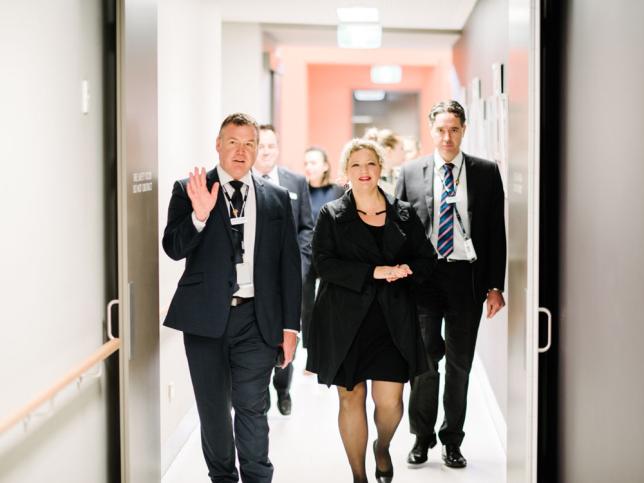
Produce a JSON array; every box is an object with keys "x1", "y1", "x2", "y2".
[
  {"x1": 396, "y1": 100, "x2": 506, "y2": 469},
  {"x1": 254, "y1": 124, "x2": 314, "y2": 415}
]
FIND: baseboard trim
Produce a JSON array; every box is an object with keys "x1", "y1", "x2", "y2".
[
  {"x1": 472, "y1": 354, "x2": 507, "y2": 454},
  {"x1": 162, "y1": 405, "x2": 199, "y2": 475}
]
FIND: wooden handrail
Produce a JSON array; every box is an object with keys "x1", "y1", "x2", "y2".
[{"x1": 0, "y1": 338, "x2": 121, "y2": 434}]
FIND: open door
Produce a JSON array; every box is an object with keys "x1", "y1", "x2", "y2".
[
  {"x1": 116, "y1": 0, "x2": 161, "y2": 481},
  {"x1": 506, "y1": 1, "x2": 541, "y2": 482}
]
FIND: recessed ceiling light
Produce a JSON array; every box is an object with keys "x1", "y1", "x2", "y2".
[
  {"x1": 352, "y1": 115, "x2": 375, "y2": 124},
  {"x1": 371, "y1": 65, "x2": 402, "y2": 84},
  {"x1": 353, "y1": 90, "x2": 386, "y2": 102}
]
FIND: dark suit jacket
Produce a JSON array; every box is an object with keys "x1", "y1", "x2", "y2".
[
  {"x1": 276, "y1": 166, "x2": 314, "y2": 277},
  {"x1": 395, "y1": 153, "x2": 506, "y2": 300},
  {"x1": 162, "y1": 169, "x2": 302, "y2": 346},
  {"x1": 305, "y1": 189, "x2": 435, "y2": 385}
]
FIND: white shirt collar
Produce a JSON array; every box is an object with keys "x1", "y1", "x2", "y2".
[
  {"x1": 217, "y1": 164, "x2": 253, "y2": 189},
  {"x1": 433, "y1": 149, "x2": 463, "y2": 172},
  {"x1": 253, "y1": 165, "x2": 279, "y2": 183}
]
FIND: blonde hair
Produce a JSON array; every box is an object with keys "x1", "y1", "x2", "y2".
[
  {"x1": 363, "y1": 127, "x2": 400, "y2": 150},
  {"x1": 339, "y1": 138, "x2": 386, "y2": 174}
]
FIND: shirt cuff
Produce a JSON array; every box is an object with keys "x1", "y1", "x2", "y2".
[
  {"x1": 283, "y1": 329, "x2": 299, "y2": 334},
  {"x1": 191, "y1": 211, "x2": 206, "y2": 232}
]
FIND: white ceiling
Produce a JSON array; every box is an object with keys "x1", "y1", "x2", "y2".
[{"x1": 218, "y1": 0, "x2": 477, "y2": 49}]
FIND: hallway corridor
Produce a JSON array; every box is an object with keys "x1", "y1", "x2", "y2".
[{"x1": 162, "y1": 350, "x2": 505, "y2": 483}]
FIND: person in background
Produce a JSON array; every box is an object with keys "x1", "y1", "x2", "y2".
[
  {"x1": 254, "y1": 124, "x2": 314, "y2": 416},
  {"x1": 402, "y1": 135, "x2": 421, "y2": 162},
  {"x1": 364, "y1": 128, "x2": 406, "y2": 195},
  {"x1": 301, "y1": 146, "x2": 345, "y2": 352},
  {"x1": 162, "y1": 113, "x2": 301, "y2": 482},
  {"x1": 307, "y1": 139, "x2": 435, "y2": 483},
  {"x1": 396, "y1": 100, "x2": 506, "y2": 469}
]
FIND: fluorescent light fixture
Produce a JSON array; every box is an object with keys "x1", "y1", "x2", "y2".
[
  {"x1": 371, "y1": 65, "x2": 402, "y2": 84},
  {"x1": 337, "y1": 7, "x2": 379, "y2": 23},
  {"x1": 353, "y1": 90, "x2": 386, "y2": 102},
  {"x1": 352, "y1": 115, "x2": 375, "y2": 124},
  {"x1": 337, "y1": 23, "x2": 382, "y2": 49}
]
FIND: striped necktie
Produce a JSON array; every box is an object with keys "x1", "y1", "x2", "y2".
[{"x1": 437, "y1": 163, "x2": 455, "y2": 257}]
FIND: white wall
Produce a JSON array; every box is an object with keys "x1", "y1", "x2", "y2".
[
  {"x1": 157, "y1": 0, "x2": 222, "y2": 472},
  {"x1": 221, "y1": 22, "x2": 263, "y2": 120},
  {"x1": 0, "y1": 1, "x2": 109, "y2": 481},
  {"x1": 452, "y1": 0, "x2": 509, "y2": 427}
]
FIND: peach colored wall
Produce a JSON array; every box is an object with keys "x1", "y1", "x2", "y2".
[
  {"x1": 275, "y1": 47, "x2": 453, "y2": 177},
  {"x1": 308, "y1": 64, "x2": 454, "y2": 177}
]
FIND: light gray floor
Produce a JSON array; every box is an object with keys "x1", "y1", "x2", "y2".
[{"x1": 163, "y1": 348, "x2": 506, "y2": 483}]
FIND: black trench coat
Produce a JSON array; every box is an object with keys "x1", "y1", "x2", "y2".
[{"x1": 306, "y1": 189, "x2": 436, "y2": 385}]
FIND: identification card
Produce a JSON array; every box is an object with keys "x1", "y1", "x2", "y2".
[
  {"x1": 445, "y1": 193, "x2": 463, "y2": 204},
  {"x1": 235, "y1": 260, "x2": 252, "y2": 285},
  {"x1": 464, "y1": 237, "x2": 477, "y2": 261},
  {"x1": 231, "y1": 216, "x2": 247, "y2": 226},
  {"x1": 289, "y1": 191, "x2": 298, "y2": 200}
]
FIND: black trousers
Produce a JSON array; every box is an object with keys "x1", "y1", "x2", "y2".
[
  {"x1": 184, "y1": 301, "x2": 277, "y2": 483},
  {"x1": 300, "y1": 264, "x2": 317, "y2": 348},
  {"x1": 408, "y1": 260, "x2": 484, "y2": 447}
]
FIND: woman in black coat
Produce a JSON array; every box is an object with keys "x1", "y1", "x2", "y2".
[{"x1": 306, "y1": 139, "x2": 436, "y2": 483}]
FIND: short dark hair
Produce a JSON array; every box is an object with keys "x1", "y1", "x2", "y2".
[
  {"x1": 428, "y1": 100, "x2": 466, "y2": 126},
  {"x1": 259, "y1": 124, "x2": 276, "y2": 133},
  {"x1": 219, "y1": 113, "x2": 259, "y2": 139}
]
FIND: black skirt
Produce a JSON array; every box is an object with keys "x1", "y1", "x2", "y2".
[{"x1": 332, "y1": 295, "x2": 409, "y2": 390}]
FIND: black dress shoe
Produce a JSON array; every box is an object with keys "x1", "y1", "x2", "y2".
[
  {"x1": 442, "y1": 445, "x2": 467, "y2": 468},
  {"x1": 407, "y1": 437, "x2": 430, "y2": 466},
  {"x1": 373, "y1": 440, "x2": 393, "y2": 483},
  {"x1": 276, "y1": 392, "x2": 292, "y2": 415}
]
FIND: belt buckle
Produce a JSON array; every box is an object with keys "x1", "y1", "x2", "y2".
[{"x1": 231, "y1": 296, "x2": 247, "y2": 307}]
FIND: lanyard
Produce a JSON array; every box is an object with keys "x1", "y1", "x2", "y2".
[
  {"x1": 453, "y1": 206, "x2": 470, "y2": 239},
  {"x1": 436, "y1": 160, "x2": 464, "y2": 193},
  {"x1": 437, "y1": 161, "x2": 470, "y2": 239},
  {"x1": 222, "y1": 183, "x2": 249, "y2": 219}
]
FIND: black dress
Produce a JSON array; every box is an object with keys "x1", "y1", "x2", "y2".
[{"x1": 332, "y1": 222, "x2": 409, "y2": 390}]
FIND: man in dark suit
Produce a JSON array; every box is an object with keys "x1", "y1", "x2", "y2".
[
  {"x1": 254, "y1": 124, "x2": 314, "y2": 416},
  {"x1": 396, "y1": 100, "x2": 506, "y2": 469},
  {"x1": 163, "y1": 113, "x2": 301, "y2": 483}
]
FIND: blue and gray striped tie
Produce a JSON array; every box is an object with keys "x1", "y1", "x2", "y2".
[{"x1": 437, "y1": 163, "x2": 455, "y2": 257}]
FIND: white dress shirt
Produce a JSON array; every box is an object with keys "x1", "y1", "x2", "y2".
[
  {"x1": 253, "y1": 165, "x2": 279, "y2": 185},
  {"x1": 192, "y1": 165, "x2": 256, "y2": 297},
  {"x1": 431, "y1": 150, "x2": 472, "y2": 261}
]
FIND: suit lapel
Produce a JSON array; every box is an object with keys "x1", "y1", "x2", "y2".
[
  {"x1": 381, "y1": 194, "x2": 408, "y2": 262},
  {"x1": 422, "y1": 155, "x2": 435, "y2": 236},
  {"x1": 336, "y1": 191, "x2": 382, "y2": 262},
  {"x1": 464, "y1": 154, "x2": 476, "y2": 223},
  {"x1": 253, "y1": 174, "x2": 266, "y2": 262}
]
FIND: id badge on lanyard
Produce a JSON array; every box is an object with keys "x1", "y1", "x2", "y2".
[{"x1": 463, "y1": 236, "x2": 477, "y2": 262}]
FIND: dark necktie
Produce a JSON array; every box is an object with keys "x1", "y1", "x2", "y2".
[
  {"x1": 229, "y1": 180, "x2": 244, "y2": 218},
  {"x1": 228, "y1": 180, "x2": 245, "y2": 264},
  {"x1": 437, "y1": 163, "x2": 455, "y2": 257}
]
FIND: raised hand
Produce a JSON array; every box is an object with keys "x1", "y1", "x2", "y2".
[{"x1": 186, "y1": 167, "x2": 219, "y2": 222}]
